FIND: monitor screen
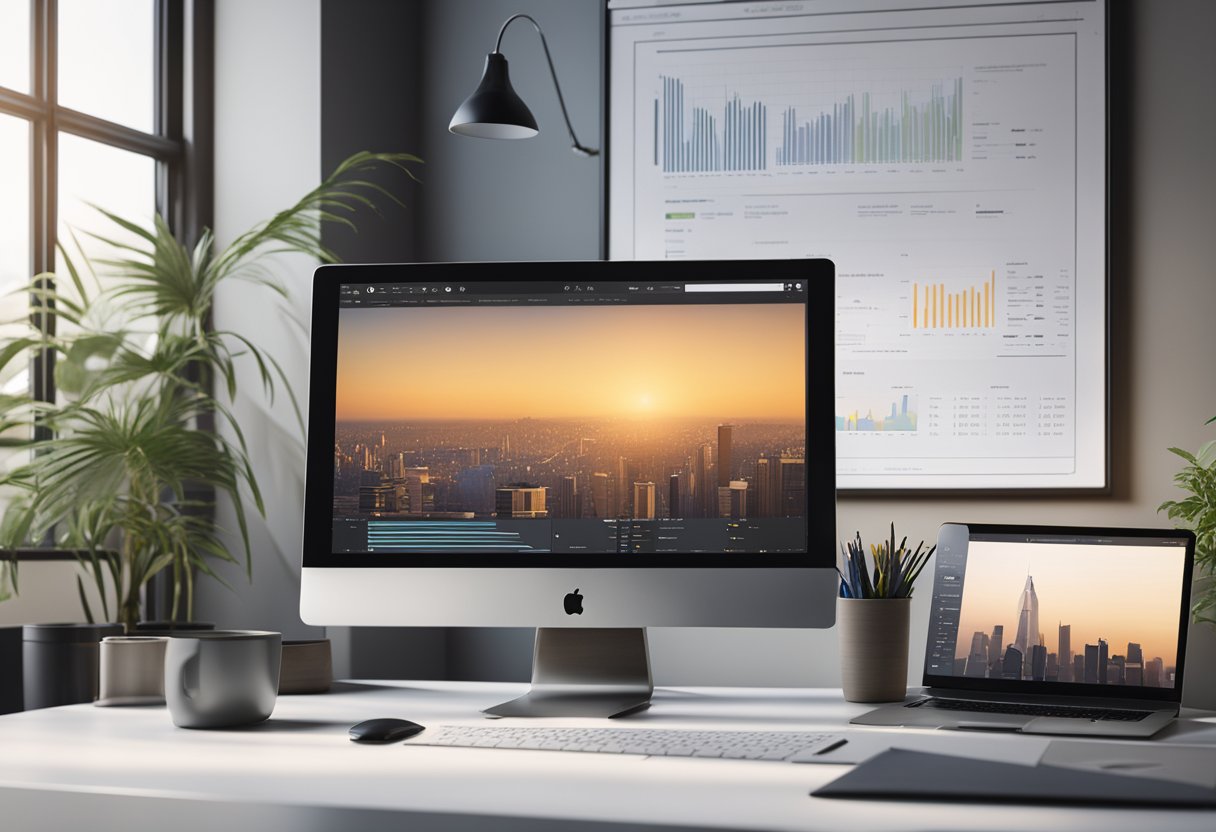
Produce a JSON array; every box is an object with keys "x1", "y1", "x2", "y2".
[
  {"x1": 924, "y1": 526, "x2": 1194, "y2": 699},
  {"x1": 301, "y1": 261, "x2": 836, "y2": 630},
  {"x1": 302, "y1": 261, "x2": 834, "y2": 570}
]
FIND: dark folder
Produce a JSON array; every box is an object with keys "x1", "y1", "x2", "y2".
[{"x1": 812, "y1": 748, "x2": 1216, "y2": 808}]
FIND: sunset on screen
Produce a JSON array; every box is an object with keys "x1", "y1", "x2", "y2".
[{"x1": 335, "y1": 303, "x2": 806, "y2": 421}]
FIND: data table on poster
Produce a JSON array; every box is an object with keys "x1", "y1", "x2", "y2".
[{"x1": 608, "y1": 0, "x2": 1108, "y2": 490}]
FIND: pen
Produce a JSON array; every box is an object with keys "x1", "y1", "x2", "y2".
[{"x1": 815, "y1": 738, "x2": 849, "y2": 756}]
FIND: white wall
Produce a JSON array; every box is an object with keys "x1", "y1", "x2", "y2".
[
  {"x1": 0, "y1": 561, "x2": 114, "y2": 626},
  {"x1": 195, "y1": 0, "x2": 322, "y2": 639}
]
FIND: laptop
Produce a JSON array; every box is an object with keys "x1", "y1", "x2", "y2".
[{"x1": 853, "y1": 523, "x2": 1195, "y2": 738}]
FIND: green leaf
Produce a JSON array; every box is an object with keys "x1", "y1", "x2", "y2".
[
  {"x1": 1196, "y1": 439, "x2": 1216, "y2": 467},
  {"x1": 55, "y1": 333, "x2": 124, "y2": 395},
  {"x1": 0, "y1": 337, "x2": 40, "y2": 376},
  {"x1": 1167, "y1": 447, "x2": 1197, "y2": 464},
  {"x1": 75, "y1": 574, "x2": 95, "y2": 624}
]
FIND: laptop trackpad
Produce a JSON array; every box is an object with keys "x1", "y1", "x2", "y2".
[{"x1": 954, "y1": 720, "x2": 1024, "y2": 732}]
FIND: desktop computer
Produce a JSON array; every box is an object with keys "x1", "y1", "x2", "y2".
[{"x1": 300, "y1": 260, "x2": 836, "y2": 716}]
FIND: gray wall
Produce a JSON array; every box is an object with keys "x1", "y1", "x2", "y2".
[
  {"x1": 201, "y1": 0, "x2": 1216, "y2": 705},
  {"x1": 320, "y1": 0, "x2": 423, "y2": 263},
  {"x1": 198, "y1": 0, "x2": 323, "y2": 640},
  {"x1": 415, "y1": 0, "x2": 603, "y2": 261}
]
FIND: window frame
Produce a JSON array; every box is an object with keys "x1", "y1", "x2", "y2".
[{"x1": 0, "y1": 0, "x2": 212, "y2": 406}]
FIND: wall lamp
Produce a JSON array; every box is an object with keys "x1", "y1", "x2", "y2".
[{"x1": 448, "y1": 13, "x2": 599, "y2": 157}]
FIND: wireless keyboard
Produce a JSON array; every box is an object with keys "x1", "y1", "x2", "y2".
[{"x1": 410, "y1": 725, "x2": 846, "y2": 761}]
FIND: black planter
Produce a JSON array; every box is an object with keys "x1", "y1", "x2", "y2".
[
  {"x1": 133, "y1": 621, "x2": 216, "y2": 636},
  {"x1": 0, "y1": 626, "x2": 22, "y2": 714},
  {"x1": 22, "y1": 623, "x2": 124, "y2": 710}
]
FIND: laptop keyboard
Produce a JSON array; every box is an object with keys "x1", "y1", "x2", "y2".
[{"x1": 911, "y1": 697, "x2": 1152, "y2": 722}]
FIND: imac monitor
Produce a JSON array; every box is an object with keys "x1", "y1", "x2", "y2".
[{"x1": 301, "y1": 260, "x2": 836, "y2": 715}]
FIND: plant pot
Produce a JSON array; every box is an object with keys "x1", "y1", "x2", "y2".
[
  {"x1": 22, "y1": 622, "x2": 124, "y2": 710},
  {"x1": 837, "y1": 597, "x2": 912, "y2": 703},
  {"x1": 0, "y1": 626, "x2": 22, "y2": 714},
  {"x1": 96, "y1": 636, "x2": 169, "y2": 707},
  {"x1": 279, "y1": 639, "x2": 333, "y2": 695}
]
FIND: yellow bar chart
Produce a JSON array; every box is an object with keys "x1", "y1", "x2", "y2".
[{"x1": 912, "y1": 270, "x2": 996, "y2": 329}]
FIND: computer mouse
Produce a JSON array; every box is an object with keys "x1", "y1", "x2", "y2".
[{"x1": 349, "y1": 718, "x2": 426, "y2": 743}]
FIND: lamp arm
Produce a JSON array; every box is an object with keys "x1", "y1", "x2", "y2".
[{"x1": 494, "y1": 13, "x2": 599, "y2": 157}]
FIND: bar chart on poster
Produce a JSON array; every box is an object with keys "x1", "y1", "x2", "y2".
[{"x1": 608, "y1": 0, "x2": 1108, "y2": 490}]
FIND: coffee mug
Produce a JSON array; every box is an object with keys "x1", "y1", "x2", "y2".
[
  {"x1": 97, "y1": 636, "x2": 168, "y2": 706},
  {"x1": 164, "y1": 630, "x2": 282, "y2": 729}
]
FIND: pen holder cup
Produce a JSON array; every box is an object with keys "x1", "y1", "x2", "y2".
[{"x1": 837, "y1": 597, "x2": 912, "y2": 703}]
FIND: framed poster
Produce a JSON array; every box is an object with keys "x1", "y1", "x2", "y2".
[{"x1": 607, "y1": 0, "x2": 1109, "y2": 492}]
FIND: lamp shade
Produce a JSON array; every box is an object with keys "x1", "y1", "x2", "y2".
[{"x1": 449, "y1": 53, "x2": 539, "y2": 139}]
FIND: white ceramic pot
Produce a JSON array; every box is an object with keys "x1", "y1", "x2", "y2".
[{"x1": 97, "y1": 636, "x2": 169, "y2": 707}]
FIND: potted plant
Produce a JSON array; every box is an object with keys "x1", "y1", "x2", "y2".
[
  {"x1": 1159, "y1": 417, "x2": 1216, "y2": 624},
  {"x1": 836, "y1": 525, "x2": 935, "y2": 702},
  {"x1": 0, "y1": 151, "x2": 420, "y2": 638}
]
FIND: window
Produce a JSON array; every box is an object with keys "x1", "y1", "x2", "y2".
[
  {"x1": 0, "y1": 0, "x2": 211, "y2": 400},
  {"x1": 0, "y1": 0, "x2": 210, "y2": 522}
]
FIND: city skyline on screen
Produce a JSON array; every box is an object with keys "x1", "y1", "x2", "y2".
[{"x1": 952, "y1": 541, "x2": 1186, "y2": 686}]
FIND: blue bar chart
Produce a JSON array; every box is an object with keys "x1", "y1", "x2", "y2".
[
  {"x1": 652, "y1": 73, "x2": 963, "y2": 171},
  {"x1": 654, "y1": 75, "x2": 767, "y2": 173},
  {"x1": 776, "y1": 78, "x2": 963, "y2": 166}
]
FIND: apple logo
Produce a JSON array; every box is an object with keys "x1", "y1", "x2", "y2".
[{"x1": 564, "y1": 588, "x2": 584, "y2": 615}]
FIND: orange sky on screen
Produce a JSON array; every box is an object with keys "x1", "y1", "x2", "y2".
[{"x1": 335, "y1": 303, "x2": 806, "y2": 420}]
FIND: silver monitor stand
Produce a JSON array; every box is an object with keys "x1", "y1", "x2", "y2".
[{"x1": 483, "y1": 628, "x2": 653, "y2": 718}]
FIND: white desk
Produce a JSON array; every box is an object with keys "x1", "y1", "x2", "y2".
[{"x1": 2, "y1": 680, "x2": 1215, "y2": 831}]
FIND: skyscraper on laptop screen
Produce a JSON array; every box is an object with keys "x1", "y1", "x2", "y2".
[{"x1": 941, "y1": 538, "x2": 1188, "y2": 688}]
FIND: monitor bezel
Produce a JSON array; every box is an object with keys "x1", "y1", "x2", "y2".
[
  {"x1": 302, "y1": 260, "x2": 834, "y2": 570},
  {"x1": 922, "y1": 523, "x2": 1195, "y2": 703}
]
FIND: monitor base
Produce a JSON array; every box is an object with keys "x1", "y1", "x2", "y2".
[{"x1": 483, "y1": 627, "x2": 653, "y2": 719}]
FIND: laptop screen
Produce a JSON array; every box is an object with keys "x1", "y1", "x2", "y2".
[{"x1": 924, "y1": 525, "x2": 1194, "y2": 701}]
